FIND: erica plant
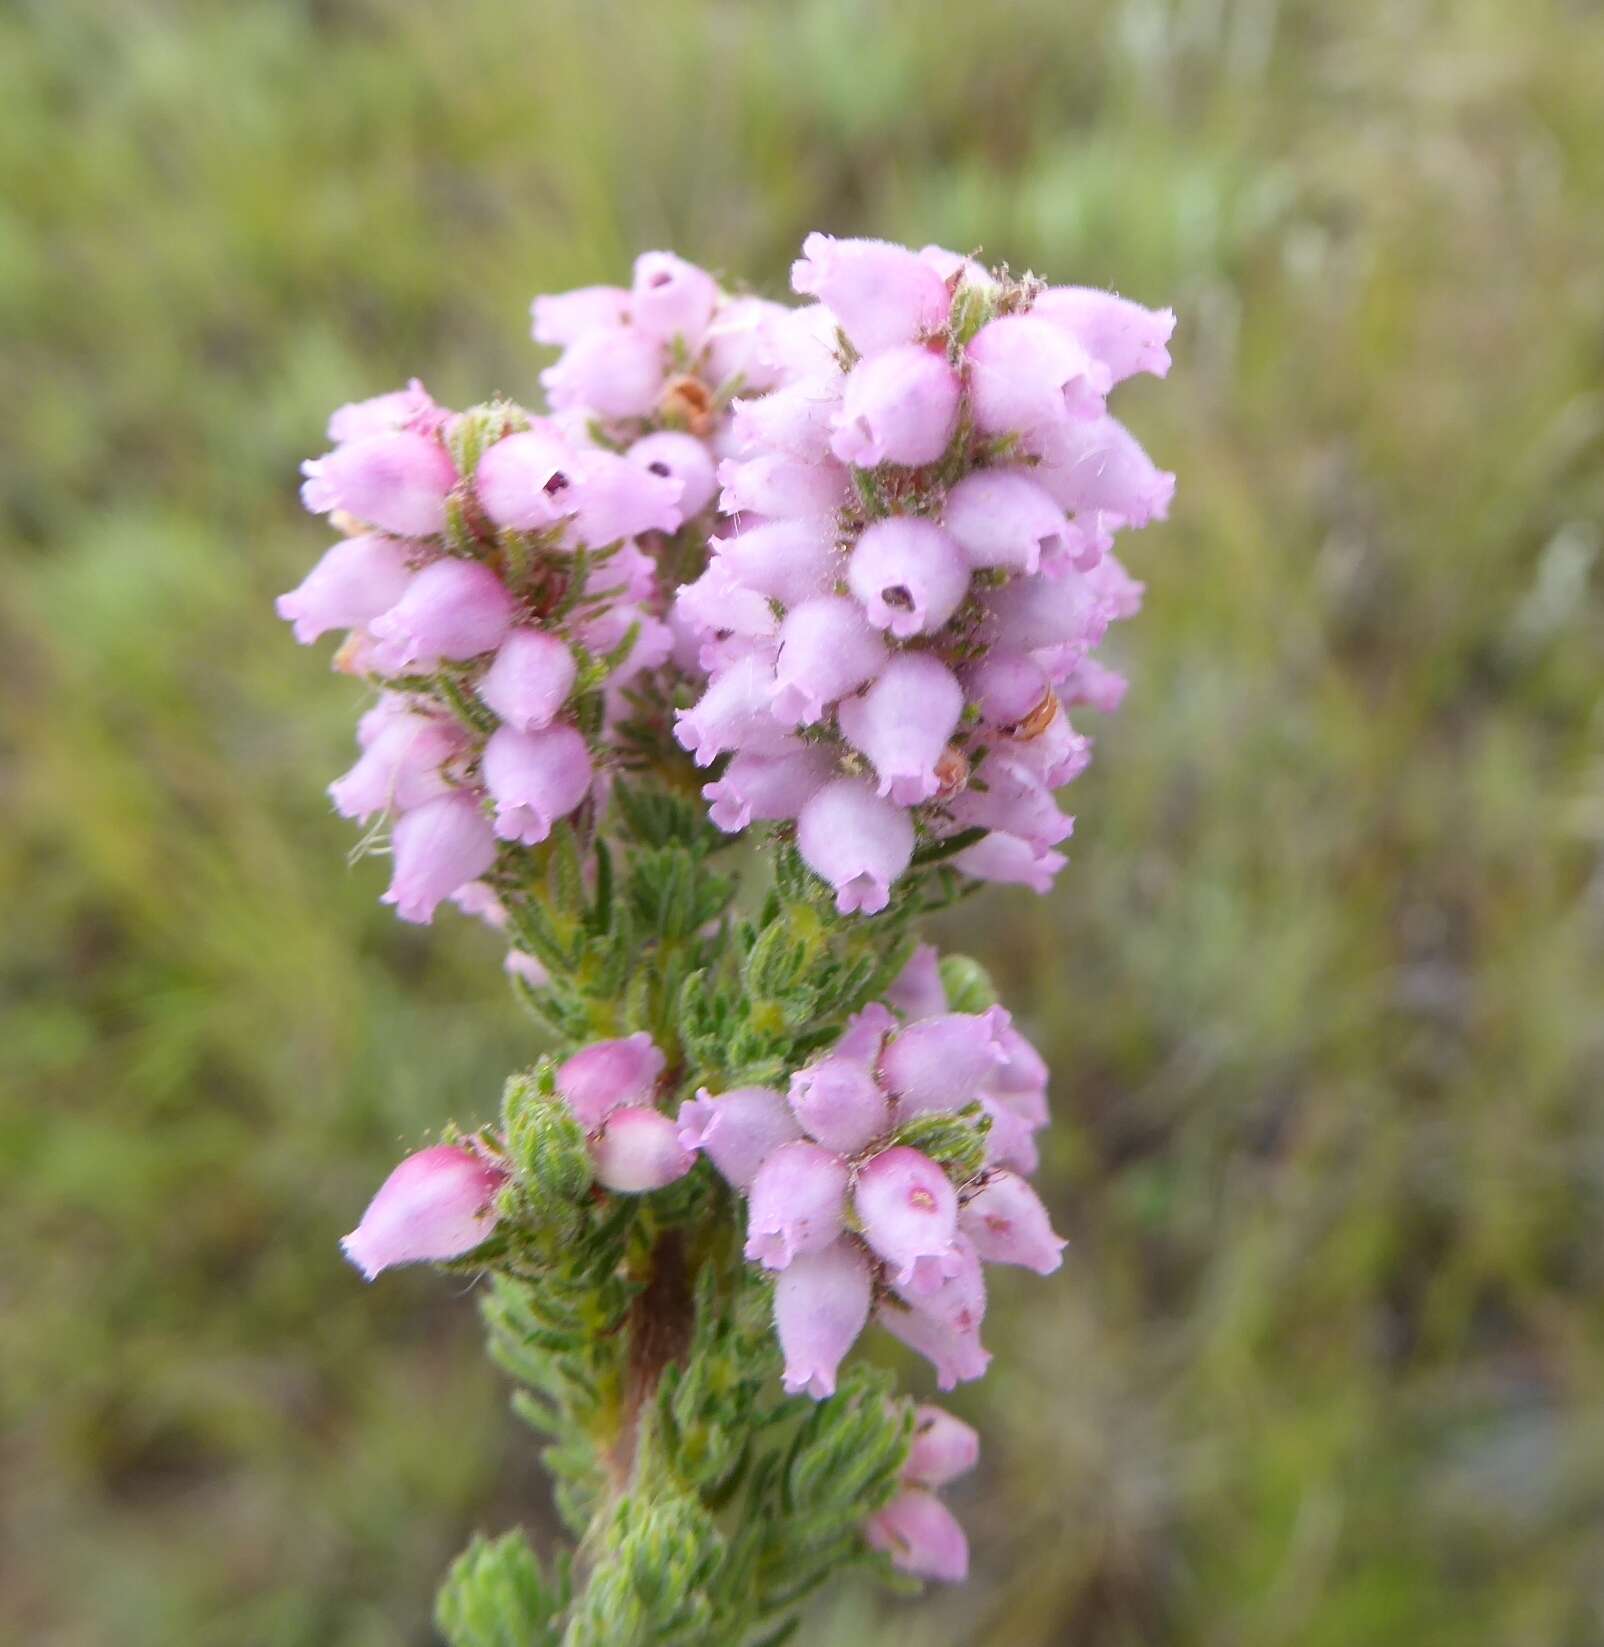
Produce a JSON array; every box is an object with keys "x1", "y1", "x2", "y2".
[{"x1": 279, "y1": 235, "x2": 1174, "y2": 1645}]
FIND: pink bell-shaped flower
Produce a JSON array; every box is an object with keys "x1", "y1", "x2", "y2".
[
  {"x1": 744, "y1": 1141, "x2": 850, "y2": 1270},
  {"x1": 556, "y1": 1032, "x2": 667, "y2": 1131},
  {"x1": 341, "y1": 1143, "x2": 508, "y2": 1280},
  {"x1": 960, "y1": 1171, "x2": 1067, "y2": 1274},
  {"x1": 676, "y1": 1087, "x2": 803, "y2": 1191},
  {"x1": 591, "y1": 1106, "x2": 696, "y2": 1192},
  {"x1": 855, "y1": 1146, "x2": 961, "y2": 1294},
  {"x1": 864, "y1": 1491, "x2": 969, "y2": 1583},
  {"x1": 774, "y1": 1237, "x2": 873, "y2": 1399},
  {"x1": 796, "y1": 779, "x2": 915, "y2": 916},
  {"x1": 276, "y1": 534, "x2": 417, "y2": 645},
  {"x1": 381, "y1": 793, "x2": 498, "y2": 924},
  {"x1": 847, "y1": 518, "x2": 970, "y2": 638}
]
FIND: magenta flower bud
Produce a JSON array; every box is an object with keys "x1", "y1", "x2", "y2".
[
  {"x1": 473, "y1": 427, "x2": 580, "y2": 531},
  {"x1": 674, "y1": 650, "x2": 782, "y2": 767},
  {"x1": 886, "y1": 944, "x2": 948, "y2": 1022},
  {"x1": 847, "y1": 518, "x2": 970, "y2": 638},
  {"x1": 951, "y1": 831, "x2": 1067, "y2": 894},
  {"x1": 965, "y1": 314, "x2": 1110, "y2": 438},
  {"x1": 711, "y1": 519, "x2": 839, "y2": 606},
  {"x1": 946, "y1": 758, "x2": 1074, "y2": 852},
  {"x1": 729, "y1": 376, "x2": 843, "y2": 461},
  {"x1": 855, "y1": 1146, "x2": 960, "y2": 1293},
  {"x1": 1031, "y1": 286, "x2": 1176, "y2": 383},
  {"x1": 382, "y1": 793, "x2": 498, "y2": 924},
  {"x1": 541, "y1": 326, "x2": 665, "y2": 420},
  {"x1": 702, "y1": 742, "x2": 835, "y2": 832},
  {"x1": 367, "y1": 558, "x2": 516, "y2": 672},
  {"x1": 326, "y1": 379, "x2": 444, "y2": 444},
  {"x1": 771, "y1": 596, "x2": 888, "y2": 726},
  {"x1": 530, "y1": 284, "x2": 629, "y2": 346},
  {"x1": 796, "y1": 779, "x2": 915, "y2": 916},
  {"x1": 837, "y1": 653, "x2": 963, "y2": 805},
  {"x1": 307, "y1": 430, "x2": 459, "y2": 538},
  {"x1": 964, "y1": 653, "x2": 1051, "y2": 727},
  {"x1": 961, "y1": 1171, "x2": 1067, "y2": 1274},
  {"x1": 481, "y1": 724, "x2": 592, "y2": 846},
  {"x1": 627, "y1": 431, "x2": 718, "y2": 517},
  {"x1": 341, "y1": 1143, "x2": 508, "y2": 1280},
  {"x1": 591, "y1": 1106, "x2": 695, "y2": 1192},
  {"x1": 630, "y1": 250, "x2": 720, "y2": 346},
  {"x1": 476, "y1": 629, "x2": 578, "y2": 733},
  {"x1": 905, "y1": 1405, "x2": 980, "y2": 1489},
  {"x1": 676, "y1": 1086, "x2": 803, "y2": 1191},
  {"x1": 881, "y1": 1008, "x2": 1010, "y2": 1117},
  {"x1": 834, "y1": 1001, "x2": 897, "y2": 1062},
  {"x1": 568, "y1": 449, "x2": 683, "y2": 545},
  {"x1": 790, "y1": 232, "x2": 952, "y2": 355},
  {"x1": 329, "y1": 710, "x2": 467, "y2": 821},
  {"x1": 864, "y1": 1490, "x2": 969, "y2": 1583},
  {"x1": 1035, "y1": 415, "x2": 1175, "y2": 526},
  {"x1": 774, "y1": 1237, "x2": 873, "y2": 1400},
  {"x1": 744, "y1": 1141, "x2": 850, "y2": 1269},
  {"x1": 277, "y1": 534, "x2": 416, "y2": 644},
  {"x1": 788, "y1": 1055, "x2": 891, "y2": 1156},
  {"x1": 943, "y1": 470, "x2": 1072, "y2": 576},
  {"x1": 1060, "y1": 656, "x2": 1129, "y2": 714},
  {"x1": 830, "y1": 345, "x2": 960, "y2": 469},
  {"x1": 881, "y1": 1235, "x2": 990, "y2": 1388},
  {"x1": 717, "y1": 452, "x2": 850, "y2": 519},
  {"x1": 983, "y1": 568, "x2": 1109, "y2": 658},
  {"x1": 556, "y1": 1032, "x2": 666, "y2": 1131}
]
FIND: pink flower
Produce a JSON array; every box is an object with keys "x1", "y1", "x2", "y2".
[
  {"x1": 1033, "y1": 415, "x2": 1175, "y2": 526},
  {"x1": 964, "y1": 653, "x2": 1052, "y2": 728},
  {"x1": 905, "y1": 1405, "x2": 980, "y2": 1489},
  {"x1": 854, "y1": 1146, "x2": 960, "y2": 1294},
  {"x1": 830, "y1": 345, "x2": 960, "y2": 469},
  {"x1": 305, "y1": 430, "x2": 459, "y2": 538},
  {"x1": 566, "y1": 449, "x2": 684, "y2": 545},
  {"x1": 277, "y1": 535, "x2": 417, "y2": 644},
  {"x1": 710, "y1": 519, "x2": 839, "y2": 606},
  {"x1": 885, "y1": 945, "x2": 947, "y2": 1022},
  {"x1": 960, "y1": 1172, "x2": 1066, "y2": 1274},
  {"x1": 880, "y1": 1236, "x2": 990, "y2": 1389},
  {"x1": 381, "y1": 793, "x2": 498, "y2": 924},
  {"x1": 943, "y1": 470, "x2": 1072, "y2": 576},
  {"x1": 341, "y1": 1143, "x2": 508, "y2": 1280},
  {"x1": 788, "y1": 1055, "x2": 891, "y2": 1156},
  {"x1": 836, "y1": 652, "x2": 964, "y2": 805},
  {"x1": 790, "y1": 232, "x2": 952, "y2": 355},
  {"x1": 880, "y1": 1008, "x2": 1011, "y2": 1117},
  {"x1": 674, "y1": 650, "x2": 783, "y2": 768},
  {"x1": 328, "y1": 708, "x2": 467, "y2": 822},
  {"x1": 676, "y1": 1086, "x2": 803, "y2": 1191},
  {"x1": 326, "y1": 380, "x2": 445, "y2": 444},
  {"x1": 770, "y1": 596, "x2": 888, "y2": 726},
  {"x1": 541, "y1": 326, "x2": 665, "y2": 419},
  {"x1": 630, "y1": 251, "x2": 720, "y2": 347},
  {"x1": 729, "y1": 375, "x2": 843, "y2": 461},
  {"x1": 1060, "y1": 656, "x2": 1129, "y2": 714},
  {"x1": 744, "y1": 1141, "x2": 850, "y2": 1269},
  {"x1": 702, "y1": 743, "x2": 835, "y2": 833},
  {"x1": 864, "y1": 1491, "x2": 969, "y2": 1583},
  {"x1": 477, "y1": 630, "x2": 578, "y2": 733},
  {"x1": 950, "y1": 831, "x2": 1067, "y2": 894},
  {"x1": 847, "y1": 518, "x2": 970, "y2": 638},
  {"x1": 1031, "y1": 286, "x2": 1176, "y2": 383},
  {"x1": 717, "y1": 452, "x2": 850, "y2": 519},
  {"x1": 982, "y1": 567, "x2": 1109, "y2": 660},
  {"x1": 367, "y1": 559, "x2": 517, "y2": 673},
  {"x1": 626, "y1": 431, "x2": 718, "y2": 517},
  {"x1": 774, "y1": 1237, "x2": 872, "y2": 1399},
  {"x1": 834, "y1": 1001, "x2": 897, "y2": 1062},
  {"x1": 473, "y1": 426, "x2": 581, "y2": 531},
  {"x1": 557, "y1": 1032, "x2": 666, "y2": 1131},
  {"x1": 796, "y1": 779, "x2": 915, "y2": 916},
  {"x1": 530, "y1": 285, "x2": 629, "y2": 346},
  {"x1": 481, "y1": 725, "x2": 592, "y2": 845},
  {"x1": 965, "y1": 314, "x2": 1110, "y2": 438},
  {"x1": 945, "y1": 757, "x2": 1074, "y2": 852},
  {"x1": 591, "y1": 1106, "x2": 696, "y2": 1192}
]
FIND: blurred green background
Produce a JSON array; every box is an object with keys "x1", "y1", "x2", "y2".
[{"x1": 5, "y1": 0, "x2": 1603, "y2": 1642}]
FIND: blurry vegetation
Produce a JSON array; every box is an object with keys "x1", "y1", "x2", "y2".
[{"x1": 3, "y1": 0, "x2": 1603, "y2": 1643}]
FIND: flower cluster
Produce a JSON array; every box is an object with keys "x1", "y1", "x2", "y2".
[
  {"x1": 864, "y1": 1404, "x2": 979, "y2": 1583},
  {"x1": 675, "y1": 234, "x2": 1173, "y2": 912},
  {"x1": 675, "y1": 944, "x2": 1064, "y2": 1399}
]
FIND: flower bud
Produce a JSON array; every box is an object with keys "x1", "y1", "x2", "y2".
[
  {"x1": 367, "y1": 558, "x2": 517, "y2": 673},
  {"x1": 885, "y1": 944, "x2": 948, "y2": 1022},
  {"x1": 945, "y1": 757, "x2": 1074, "y2": 852},
  {"x1": 774, "y1": 1237, "x2": 872, "y2": 1400},
  {"x1": 1031, "y1": 286, "x2": 1176, "y2": 383},
  {"x1": 833, "y1": 1001, "x2": 897, "y2": 1062},
  {"x1": 836, "y1": 652, "x2": 963, "y2": 805},
  {"x1": 881, "y1": 1235, "x2": 990, "y2": 1389},
  {"x1": 830, "y1": 345, "x2": 960, "y2": 469},
  {"x1": 960, "y1": 1171, "x2": 1067, "y2": 1274},
  {"x1": 566, "y1": 448, "x2": 684, "y2": 545},
  {"x1": 381, "y1": 793, "x2": 498, "y2": 924},
  {"x1": 556, "y1": 1032, "x2": 667, "y2": 1131},
  {"x1": 950, "y1": 831, "x2": 1067, "y2": 894},
  {"x1": 676, "y1": 1086, "x2": 803, "y2": 1191},
  {"x1": 771, "y1": 596, "x2": 888, "y2": 726},
  {"x1": 790, "y1": 232, "x2": 952, "y2": 355},
  {"x1": 717, "y1": 452, "x2": 850, "y2": 519},
  {"x1": 943, "y1": 470, "x2": 1072, "y2": 576},
  {"x1": 325, "y1": 379, "x2": 445, "y2": 444},
  {"x1": 591, "y1": 1106, "x2": 695, "y2": 1192},
  {"x1": 481, "y1": 724, "x2": 592, "y2": 845},
  {"x1": 880, "y1": 1008, "x2": 1010, "y2": 1117},
  {"x1": 983, "y1": 567, "x2": 1110, "y2": 661},
  {"x1": 729, "y1": 375, "x2": 842, "y2": 461},
  {"x1": 341, "y1": 1143, "x2": 508, "y2": 1280},
  {"x1": 788, "y1": 1055, "x2": 891, "y2": 1156},
  {"x1": 626, "y1": 431, "x2": 718, "y2": 517},
  {"x1": 1034, "y1": 414, "x2": 1175, "y2": 526},
  {"x1": 965, "y1": 314, "x2": 1109, "y2": 438},
  {"x1": 847, "y1": 518, "x2": 970, "y2": 638},
  {"x1": 905, "y1": 1405, "x2": 980, "y2": 1489},
  {"x1": 630, "y1": 250, "x2": 720, "y2": 347},
  {"x1": 477, "y1": 629, "x2": 578, "y2": 733},
  {"x1": 328, "y1": 709, "x2": 467, "y2": 821},
  {"x1": 796, "y1": 779, "x2": 915, "y2": 916},
  {"x1": 276, "y1": 534, "x2": 416, "y2": 644},
  {"x1": 530, "y1": 284, "x2": 629, "y2": 346},
  {"x1": 855, "y1": 1146, "x2": 960, "y2": 1294},
  {"x1": 864, "y1": 1490, "x2": 969, "y2": 1583},
  {"x1": 703, "y1": 295, "x2": 797, "y2": 392},
  {"x1": 744, "y1": 1140, "x2": 849, "y2": 1269},
  {"x1": 541, "y1": 326, "x2": 665, "y2": 420},
  {"x1": 307, "y1": 430, "x2": 458, "y2": 538},
  {"x1": 674, "y1": 650, "x2": 783, "y2": 768},
  {"x1": 710, "y1": 518, "x2": 839, "y2": 606},
  {"x1": 702, "y1": 743, "x2": 835, "y2": 832},
  {"x1": 473, "y1": 427, "x2": 580, "y2": 531},
  {"x1": 964, "y1": 652, "x2": 1051, "y2": 727}
]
